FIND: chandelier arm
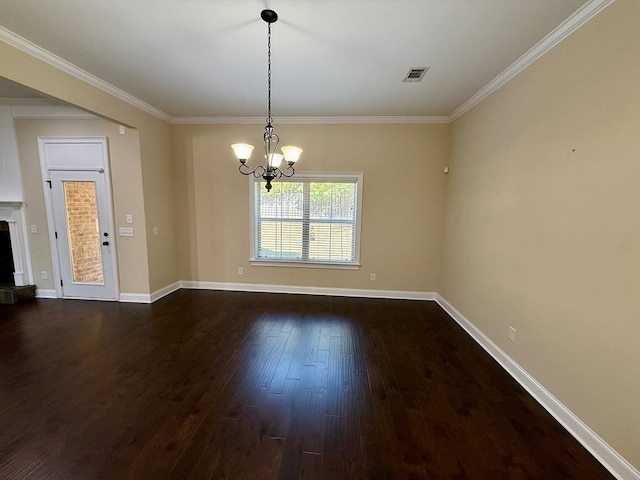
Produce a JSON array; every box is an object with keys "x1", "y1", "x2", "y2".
[
  {"x1": 280, "y1": 165, "x2": 295, "y2": 178},
  {"x1": 238, "y1": 163, "x2": 252, "y2": 176},
  {"x1": 239, "y1": 163, "x2": 268, "y2": 177}
]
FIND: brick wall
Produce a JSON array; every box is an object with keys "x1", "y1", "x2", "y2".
[{"x1": 64, "y1": 182, "x2": 104, "y2": 284}]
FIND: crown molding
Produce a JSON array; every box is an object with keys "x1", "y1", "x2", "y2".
[
  {"x1": 0, "y1": 98, "x2": 59, "y2": 106},
  {"x1": 1, "y1": 99, "x2": 97, "y2": 119},
  {"x1": 1, "y1": 25, "x2": 446, "y2": 126},
  {"x1": 1, "y1": 0, "x2": 616, "y2": 126},
  {"x1": 0, "y1": 26, "x2": 172, "y2": 122},
  {"x1": 11, "y1": 104, "x2": 97, "y2": 120},
  {"x1": 448, "y1": 0, "x2": 617, "y2": 122},
  {"x1": 170, "y1": 116, "x2": 263, "y2": 125},
  {"x1": 170, "y1": 115, "x2": 451, "y2": 125}
]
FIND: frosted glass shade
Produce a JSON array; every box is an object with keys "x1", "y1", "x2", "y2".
[
  {"x1": 266, "y1": 153, "x2": 283, "y2": 168},
  {"x1": 281, "y1": 146, "x2": 303, "y2": 164},
  {"x1": 231, "y1": 143, "x2": 254, "y2": 160}
]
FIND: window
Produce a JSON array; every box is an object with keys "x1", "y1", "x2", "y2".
[{"x1": 250, "y1": 173, "x2": 362, "y2": 268}]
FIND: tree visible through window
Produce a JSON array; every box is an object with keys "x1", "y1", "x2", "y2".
[{"x1": 251, "y1": 174, "x2": 362, "y2": 266}]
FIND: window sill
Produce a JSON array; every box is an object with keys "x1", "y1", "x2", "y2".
[{"x1": 250, "y1": 259, "x2": 361, "y2": 270}]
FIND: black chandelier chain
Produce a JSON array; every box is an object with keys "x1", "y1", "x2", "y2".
[{"x1": 267, "y1": 22, "x2": 272, "y2": 127}]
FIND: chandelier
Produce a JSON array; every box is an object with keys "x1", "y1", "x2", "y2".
[{"x1": 231, "y1": 9, "x2": 302, "y2": 192}]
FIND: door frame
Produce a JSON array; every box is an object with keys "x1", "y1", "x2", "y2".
[{"x1": 38, "y1": 136, "x2": 119, "y2": 300}]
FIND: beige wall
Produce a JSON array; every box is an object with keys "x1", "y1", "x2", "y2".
[
  {"x1": 0, "y1": 40, "x2": 179, "y2": 294},
  {"x1": 139, "y1": 123, "x2": 178, "y2": 292},
  {"x1": 174, "y1": 123, "x2": 449, "y2": 292},
  {"x1": 441, "y1": 0, "x2": 640, "y2": 466},
  {"x1": 2, "y1": 1, "x2": 638, "y2": 471},
  {"x1": 14, "y1": 118, "x2": 150, "y2": 294}
]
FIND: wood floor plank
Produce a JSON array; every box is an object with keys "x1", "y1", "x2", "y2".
[{"x1": 0, "y1": 291, "x2": 617, "y2": 480}]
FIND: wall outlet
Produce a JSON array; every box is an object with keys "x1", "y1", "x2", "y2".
[
  {"x1": 370, "y1": 273, "x2": 377, "y2": 281},
  {"x1": 41, "y1": 271, "x2": 48, "y2": 280},
  {"x1": 30, "y1": 224, "x2": 37, "y2": 234},
  {"x1": 237, "y1": 267, "x2": 244, "y2": 275},
  {"x1": 508, "y1": 327, "x2": 517, "y2": 342},
  {"x1": 126, "y1": 214, "x2": 133, "y2": 224}
]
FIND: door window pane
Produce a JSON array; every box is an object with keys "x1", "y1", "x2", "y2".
[{"x1": 63, "y1": 181, "x2": 104, "y2": 284}]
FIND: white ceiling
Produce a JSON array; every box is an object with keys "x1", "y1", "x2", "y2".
[{"x1": 0, "y1": 0, "x2": 593, "y2": 120}]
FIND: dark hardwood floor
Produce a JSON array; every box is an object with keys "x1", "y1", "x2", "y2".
[{"x1": 0, "y1": 290, "x2": 614, "y2": 479}]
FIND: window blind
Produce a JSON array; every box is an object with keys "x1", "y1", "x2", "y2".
[{"x1": 253, "y1": 175, "x2": 360, "y2": 265}]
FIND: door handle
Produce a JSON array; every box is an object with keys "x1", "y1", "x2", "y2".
[{"x1": 102, "y1": 241, "x2": 110, "y2": 246}]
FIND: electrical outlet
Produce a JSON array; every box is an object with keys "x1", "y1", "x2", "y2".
[
  {"x1": 370, "y1": 273, "x2": 377, "y2": 281},
  {"x1": 30, "y1": 224, "x2": 38, "y2": 234},
  {"x1": 126, "y1": 214, "x2": 133, "y2": 224},
  {"x1": 41, "y1": 271, "x2": 48, "y2": 280},
  {"x1": 238, "y1": 267, "x2": 244, "y2": 275},
  {"x1": 508, "y1": 327, "x2": 517, "y2": 342}
]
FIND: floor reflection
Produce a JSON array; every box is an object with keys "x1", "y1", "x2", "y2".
[{"x1": 228, "y1": 312, "x2": 366, "y2": 439}]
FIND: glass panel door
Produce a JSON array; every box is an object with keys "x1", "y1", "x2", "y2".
[
  {"x1": 50, "y1": 170, "x2": 116, "y2": 300},
  {"x1": 62, "y1": 181, "x2": 104, "y2": 284}
]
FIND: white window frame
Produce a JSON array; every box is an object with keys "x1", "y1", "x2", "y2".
[{"x1": 249, "y1": 172, "x2": 363, "y2": 269}]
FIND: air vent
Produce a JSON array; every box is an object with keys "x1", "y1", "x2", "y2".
[{"x1": 403, "y1": 67, "x2": 429, "y2": 82}]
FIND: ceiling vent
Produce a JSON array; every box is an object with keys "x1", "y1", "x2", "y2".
[{"x1": 403, "y1": 67, "x2": 429, "y2": 82}]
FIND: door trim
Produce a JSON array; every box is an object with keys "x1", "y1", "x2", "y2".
[{"x1": 38, "y1": 136, "x2": 119, "y2": 300}]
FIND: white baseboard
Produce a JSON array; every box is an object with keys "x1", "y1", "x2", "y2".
[
  {"x1": 119, "y1": 282, "x2": 181, "y2": 304},
  {"x1": 150, "y1": 281, "x2": 181, "y2": 303},
  {"x1": 35, "y1": 289, "x2": 57, "y2": 299},
  {"x1": 119, "y1": 292, "x2": 151, "y2": 303},
  {"x1": 435, "y1": 294, "x2": 639, "y2": 480},
  {"x1": 179, "y1": 280, "x2": 436, "y2": 301},
  {"x1": 36, "y1": 290, "x2": 154, "y2": 303}
]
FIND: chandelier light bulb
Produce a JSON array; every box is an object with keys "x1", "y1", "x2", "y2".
[
  {"x1": 231, "y1": 144, "x2": 254, "y2": 162},
  {"x1": 266, "y1": 153, "x2": 283, "y2": 169},
  {"x1": 281, "y1": 146, "x2": 303, "y2": 164}
]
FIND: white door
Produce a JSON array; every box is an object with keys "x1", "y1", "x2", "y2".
[{"x1": 49, "y1": 169, "x2": 116, "y2": 300}]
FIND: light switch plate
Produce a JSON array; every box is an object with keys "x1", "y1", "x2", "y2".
[{"x1": 119, "y1": 227, "x2": 134, "y2": 237}]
